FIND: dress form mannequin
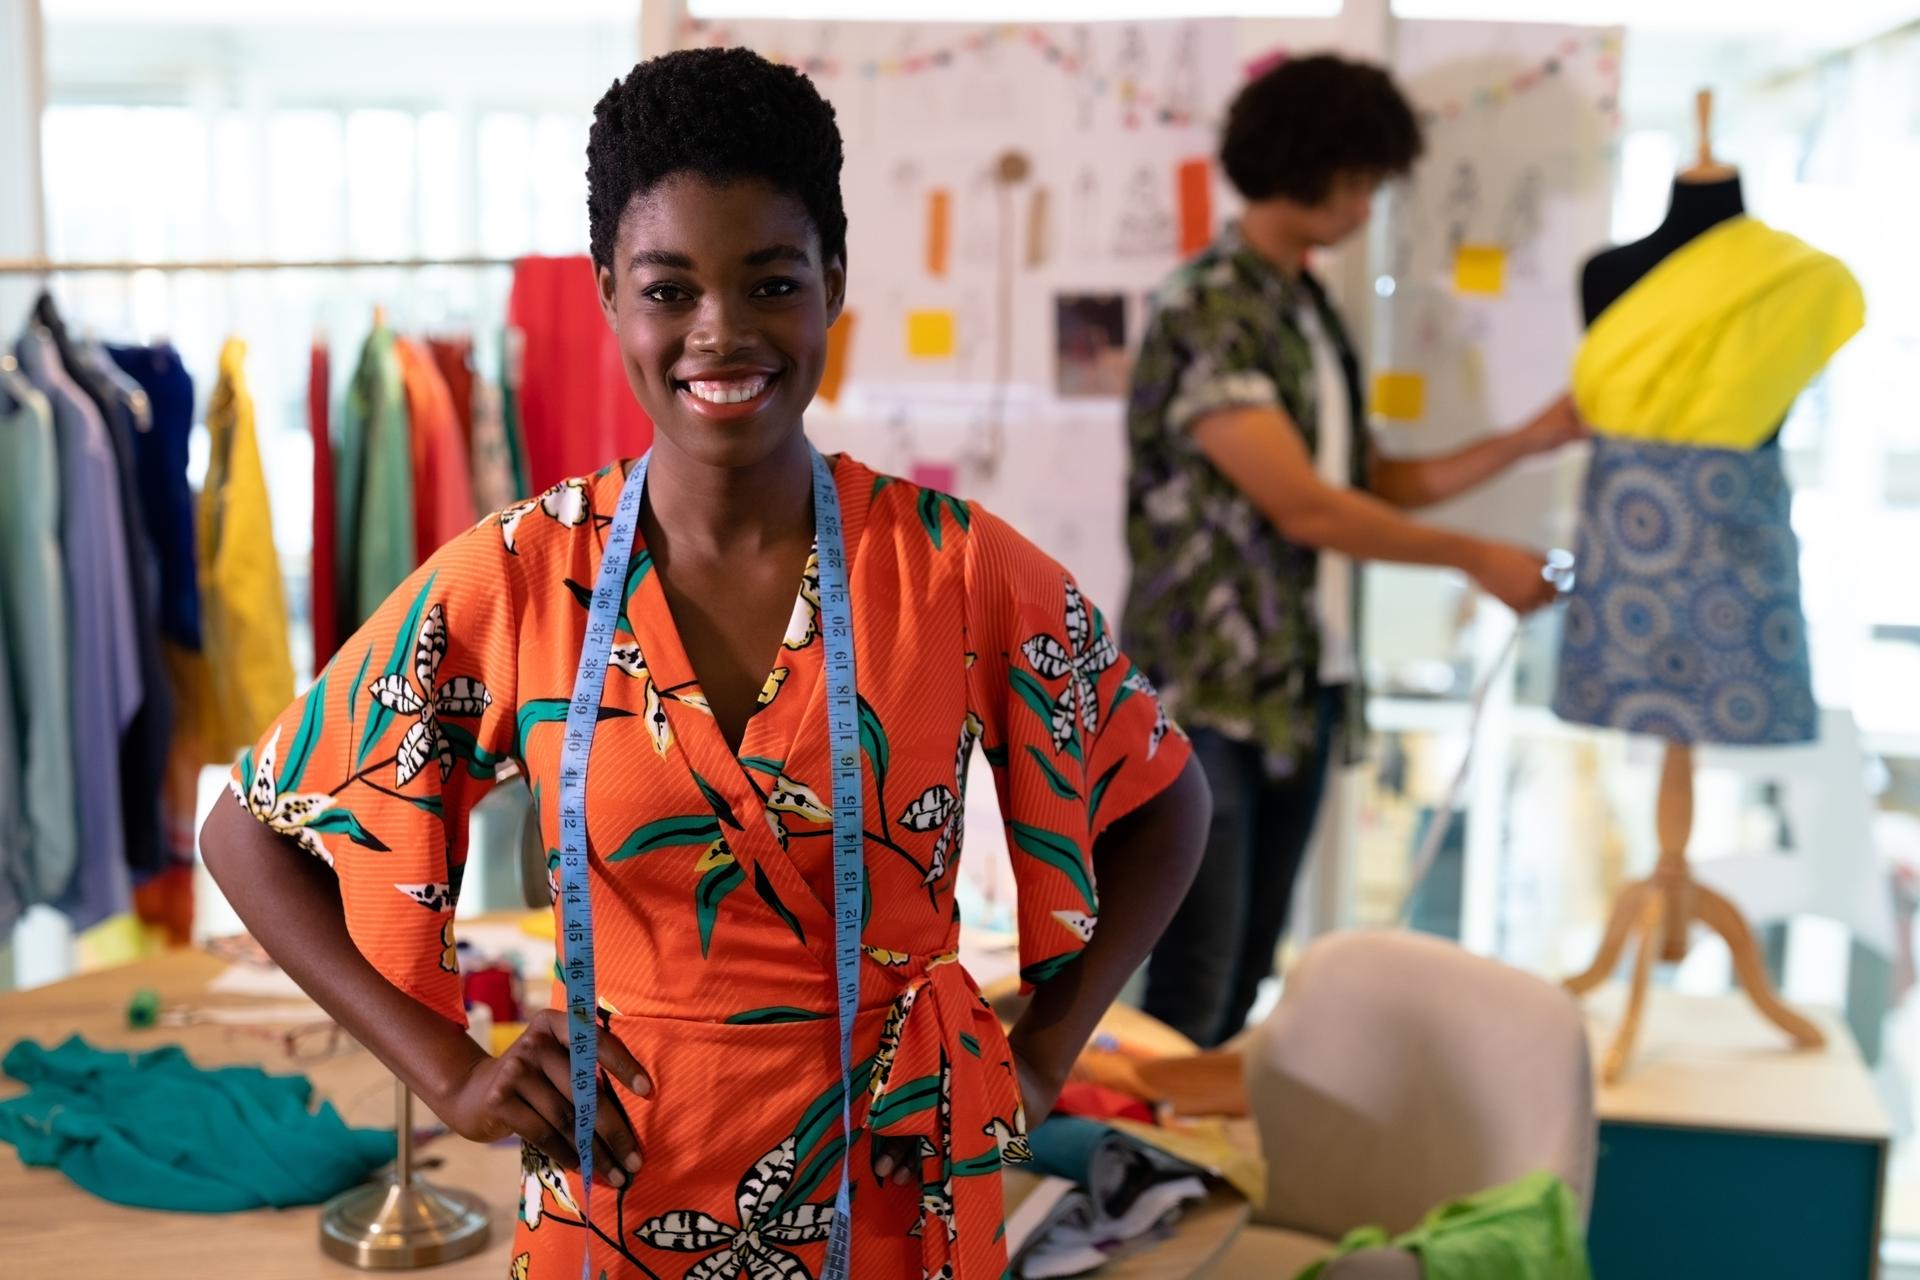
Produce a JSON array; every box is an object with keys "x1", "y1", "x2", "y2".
[{"x1": 1562, "y1": 91, "x2": 1824, "y2": 1082}]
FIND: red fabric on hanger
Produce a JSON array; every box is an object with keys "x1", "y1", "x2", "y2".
[
  {"x1": 506, "y1": 255, "x2": 652, "y2": 492},
  {"x1": 309, "y1": 340, "x2": 340, "y2": 668},
  {"x1": 394, "y1": 338, "x2": 477, "y2": 562},
  {"x1": 427, "y1": 336, "x2": 476, "y2": 453}
]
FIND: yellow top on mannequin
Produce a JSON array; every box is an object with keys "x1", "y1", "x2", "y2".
[{"x1": 1572, "y1": 215, "x2": 1864, "y2": 450}]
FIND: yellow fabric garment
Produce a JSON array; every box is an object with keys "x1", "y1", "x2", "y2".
[
  {"x1": 1572, "y1": 216, "x2": 1864, "y2": 450},
  {"x1": 180, "y1": 338, "x2": 293, "y2": 766}
]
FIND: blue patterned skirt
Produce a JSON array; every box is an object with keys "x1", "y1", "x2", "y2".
[{"x1": 1551, "y1": 436, "x2": 1817, "y2": 745}]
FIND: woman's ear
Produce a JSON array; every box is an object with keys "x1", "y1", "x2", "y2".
[
  {"x1": 596, "y1": 262, "x2": 620, "y2": 330},
  {"x1": 823, "y1": 252, "x2": 847, "y2": 327}
]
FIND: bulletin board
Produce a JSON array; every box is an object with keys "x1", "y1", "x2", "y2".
[{"x1": 1371, "y1": 21, "x2": 1624, "y2": 552}]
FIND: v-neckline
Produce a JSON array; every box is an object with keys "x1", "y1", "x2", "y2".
[{"x1": 615, "y1": 452, "x2": 871, "y2": 949}]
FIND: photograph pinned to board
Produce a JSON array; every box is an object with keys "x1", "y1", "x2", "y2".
[{"x1": 1055, "y1": 293, "x2": 1129, "y2": 398}]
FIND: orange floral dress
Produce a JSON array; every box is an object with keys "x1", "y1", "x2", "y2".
[{"x1": 231, "y1": 453, "x2": 1189, "y2": 1279}]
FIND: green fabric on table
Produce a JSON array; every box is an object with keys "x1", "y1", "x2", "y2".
[
  {"x1": 1297, "y1": 1172, "x2": 1590, "y2": 1280},
  {"x1": 0, "y1": 1035, "x2": 394, "y2": 1212}
]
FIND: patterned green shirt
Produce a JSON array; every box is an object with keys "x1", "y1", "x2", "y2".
[{"x1": 1121, "y1": 224, "x2": 1369, "y2": 775}]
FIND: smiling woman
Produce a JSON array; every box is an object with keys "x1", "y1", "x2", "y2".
[{"x1": 200, "y1": 45, "x2": 1210, "y2": 1280}]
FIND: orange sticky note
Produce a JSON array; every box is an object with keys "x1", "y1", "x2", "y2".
[
  {"x1": 818, "y1": 309, "x2": 856, "y2": 404},
  {"x1": 1453, "y1": 244, "x2": 1507, "y2": 296},
  {"x1": 926, "y1": 188, "x2": 951, "y2": 278},
  {"x1": 1371, "y1": 371, "x2": 1427, "y2": 422},
  {"x1": 1176, "y1": 158, "x2": 1212, "y2": 258},
  {"x1": 907, "y1": 309, "x2": 955, "y2": 359}
]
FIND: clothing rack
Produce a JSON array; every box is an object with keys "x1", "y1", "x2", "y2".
[{"x1": 0, "y1": 255, "x2": 521, "y2": 275}]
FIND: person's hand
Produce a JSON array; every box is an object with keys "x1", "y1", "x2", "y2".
[
  {"x1": 1518, "y1": 393, "x2": 1589, "y2": 456},
  {"x1": 1470, "y1": 541, "x2": 1559, "y2": 616},
  {"x1": 1014, "y1": 1047, "x2": 1067, "y2": 1128},
  {"x1": 441, "y1": 1008, "x2": 651, "y2": 1187}
]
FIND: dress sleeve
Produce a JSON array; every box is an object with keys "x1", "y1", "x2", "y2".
[
  {"x1": 965, "y1": 508, "x2": 1191, "y2": 990},
  {"x1": 226, "y1": 522, "x2": 520, "y2": 1024}
]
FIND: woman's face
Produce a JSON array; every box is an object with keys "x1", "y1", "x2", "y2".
[{"x1": 597, "y1": 174, "x2": 846, "y2": 469}]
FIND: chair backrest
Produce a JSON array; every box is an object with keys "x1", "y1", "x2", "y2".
[{"x1": 1244, "y1": 930, "x2": 1596, "y2": 1240}]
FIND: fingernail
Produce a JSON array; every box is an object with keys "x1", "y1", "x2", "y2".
[
  {"x1": 608, "y1": 1168, "x2": 626, "y2": 1188},
  {"x1": 624, "y1": 1152, "x2": 642, "y2": 1174},
  {"x1": 874, "y1": 1156, "x2": 892, "y2": 1178},
  {"x1": 632, "y1": 1074, "x2": 651, "y2": 1097}
]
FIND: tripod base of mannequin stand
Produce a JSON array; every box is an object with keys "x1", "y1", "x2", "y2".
[
  {"x1": 1564, "y1": 863, "x2": 1825, "y2": 1085},
  {"x1": 318, "y1": 1175, "x2": 492, "y2": 1269}
]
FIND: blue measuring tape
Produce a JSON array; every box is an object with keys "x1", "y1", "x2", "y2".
[{"x1": 556, "y1": 445, "x2": 864, "y2": 1280}]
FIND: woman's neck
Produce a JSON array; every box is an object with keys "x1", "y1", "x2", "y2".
[{"x1": 643, "y1": 428, "x2": 815, "y2": 559}]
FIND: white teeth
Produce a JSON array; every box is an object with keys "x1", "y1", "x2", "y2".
[{"x1": 686, "y1": 376, "x2": 769, "y2": 405}]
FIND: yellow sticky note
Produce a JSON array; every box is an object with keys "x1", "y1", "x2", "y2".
[
  {"x1": 1453, "y1": 243, "x2": 1507, "y2": 296},
  {"x1": 907, "y1": 309, "x2": 955, "y2": 359},
  {"x1": 1371, "y1": 370, "x2": 1427, "y2": 422}
]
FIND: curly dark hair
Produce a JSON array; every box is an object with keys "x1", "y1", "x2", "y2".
[
  {"x1": 586, "y1": 47, "x2": 848, "y2": 271},
  {"x1": 1220, "y1": 54, "x2": 1423, "y2": 205}
]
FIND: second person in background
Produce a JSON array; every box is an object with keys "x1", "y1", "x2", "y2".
[{"x1": 1124, "y1": 54, "x2": 1588, "y2": 1048}]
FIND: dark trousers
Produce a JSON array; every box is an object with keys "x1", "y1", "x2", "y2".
[{"x1": 1141, "y1": 691, "x2": 1340, "y2": 1048}]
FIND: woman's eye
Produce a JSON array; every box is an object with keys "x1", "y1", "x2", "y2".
[
  {"x1": 642, "y1": 283, "x2": 690, "y2": 303},
  {"x1": 754, "y1": 279, "x2": 801, "y2": 298}
]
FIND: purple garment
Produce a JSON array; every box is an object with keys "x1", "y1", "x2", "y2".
[{"x1": 15, "y1": 329, "x2": 141, "y2": 930}]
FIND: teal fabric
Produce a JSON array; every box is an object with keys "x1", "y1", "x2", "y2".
[
  {"x1": 1298, "y1": 1172, "x2": 1590, "y2": 1280},
  {"x1": 0, "y1": 1035, "x2": 394, "y2": 1213},
  {"x1": 336, "y1": 327, "x2": 416, "y2": 636}
]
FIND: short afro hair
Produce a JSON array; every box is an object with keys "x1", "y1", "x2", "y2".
[
  {"x1": 587, "y1": 47, "x2": 848, "y2": 272},
  {"x1": 1220, "y1": 54, "x2": 1423, "y2": 205}
]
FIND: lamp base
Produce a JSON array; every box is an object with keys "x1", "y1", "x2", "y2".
[{"x1": 318, "y1": 1174, "x2": 492, "y2": 1270}]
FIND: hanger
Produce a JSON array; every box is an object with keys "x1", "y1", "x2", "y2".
[{"x1": 1678, "y1": 87, "x2": 1738, "y2": 184}]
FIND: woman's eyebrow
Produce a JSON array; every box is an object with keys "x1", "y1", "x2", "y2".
[
  {"x1": 628, "y1": 248, "x2": 694, "y2": 270},
  {"x1": 743, "y1": 244, "x2": 811, "y2": 267}
]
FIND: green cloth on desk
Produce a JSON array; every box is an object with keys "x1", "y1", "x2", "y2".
[
  {"x1": 1297, "y1": 1172, "x2": 1590, "y2": 1280},
  {"x1": 0, "y1": 1035, "x2": 394, "y2": 1212}
]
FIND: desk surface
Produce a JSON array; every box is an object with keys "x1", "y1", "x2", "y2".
[
  {"x1": 1585, "y1": 983, "x2": 1892, "y2": 1143},
  {"x1": 0, "y1": 948, "x2": 1245, "y2": 1278}
]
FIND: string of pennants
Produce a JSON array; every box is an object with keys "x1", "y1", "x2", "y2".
[{"x1": 681, "y1": 18, "x2": 1623, "y2": 134}]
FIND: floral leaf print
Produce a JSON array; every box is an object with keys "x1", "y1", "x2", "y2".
[
  {"x1": 740, "y1": 756, "x2": 785, "y2": 778},
  {"x1": 916, "y1": 488, "x2": 971, "y2": 551},
  {"x1": 280, "y1": 667, "x2": 330, "y2": 795},
  {"x1": 609, "y1": 643, "x2": 645, "y2": 679},
  {"x1": 758, "y1": 665, "x2": 791, "y2": 709},
  {"x1": 1021, "y1": 579, "x2": 1118, "y2": 758},
  {"x1": 368, "y1": 603, "x2": 495, "y2": 787},
  {"x1": 635, "y1": 1137, "x2": 831, "y2": 1280},
  {"x1": 1008, "y1": 670, "x2": 1056, "y2": 736},
  {"x1": 767, "y1": 773, "x2": 831, "y2": 825},
  {"x1": 984, "y1": 1112, "x2": 1033, "y2": 1165},
  {"x1": 725, "y1": 1006, "x2": 828, "y2": 1026},
  {"x1": 641, "y1": 678, "x2": 673, "y2": 758},
  {"x1": 230, "y1": 727, "x2": 343, "y2": 864},
  {"x1": 755, "y1": 864, "x2": 807, "y2": 945},
  {"x1": 692, "y1": 770, "x2": 744, "y2": 831},
  {"x1": 1021, "y1": 952, "x2": 1080, "y2": 986},
  {"x1": 1025, "y1": 745, "x2": 1081, "y2": 801},
  {"x1": 872, "y1": 475, "x2": 897, "y2": 499},
  {"x1": 359, "y1": 573, "x2": 436, "y2": 769},
  {"x1": 1087, "y1": 757, "x2": 1127, "y2": 828},
  {"x1": 498, "y1": 477, "x2": 590, "y2": 555},
  {"x1": 1052, "y1": 910, "x2": 1097, "y2": 943},
  {"x1": 900, "y1": 784, "x2": 961, "y2": 888},
  {"x1": 608, "y1": 813, "x2": 724, "y2": 862},
  {"x1": 439, "y1": 919, "x2": 458, "y2": 973},
  {"x1": 857, "y1": 695, "x2": 890, "y2": 789},
  {"x1": 509, "y1": 1253, "x2": 530, "y2": 1280},
  {"x1": 695, "y1": 839, "x2": 746, "y2": 957},
  {"x1": 306, "y1": 807, "x2": 389, "y2": 850},
  {"x1": 782, "y1": 547, "x2": 822, "y2": 651},
  {"x1": 513, "y1": 699, "x2": 634, "y2": 758},
  {"x1": 865, "y1": 946, "x2": 912, "y2": 967},
  {"x1": 397, "y1": 881, "x2": 454, "y2": 912},
  {"x1": 345, "y1": 645, "x2": 373, "y2": 748},
  {"x1": 437, "y1": 721, "x2": 509, "y2": 781},
  {"x1": 521, "y1": 1145, "x2": 581, "y2": 1230},
  {"x1": 1009, "y1": 822, "x2": 1097, "y2": 913}
]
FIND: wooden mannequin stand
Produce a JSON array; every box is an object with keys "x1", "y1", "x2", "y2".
[{"x1": 1564, "y1": 741, "x2": 1824, "y2": 1083}]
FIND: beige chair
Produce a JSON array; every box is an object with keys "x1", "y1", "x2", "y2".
[{"x1": 1212, "y1": 931, "x2": 1596, "y2": 1278}]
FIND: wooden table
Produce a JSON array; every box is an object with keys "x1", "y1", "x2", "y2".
[{"x1": 0, "y1": 948, "x2": 1246, "y2": 1277}]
